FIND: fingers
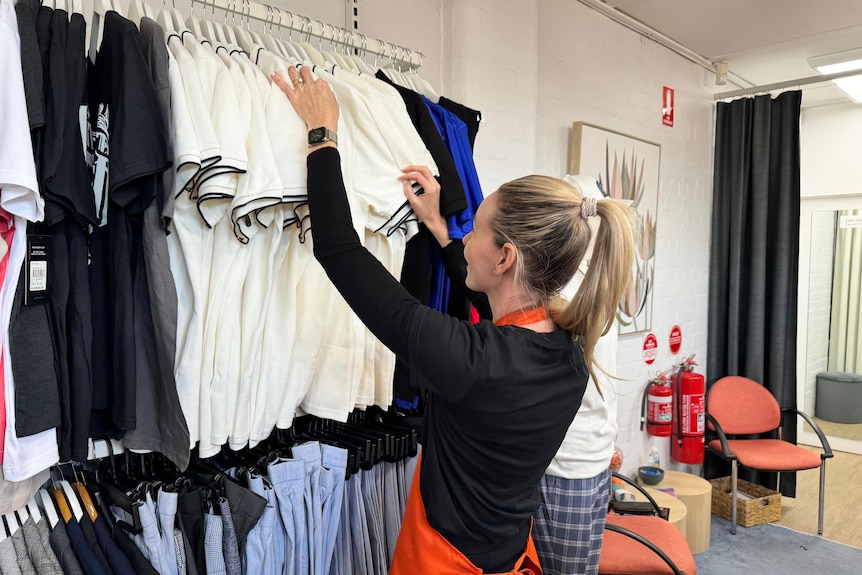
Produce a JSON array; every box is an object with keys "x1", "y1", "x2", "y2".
[
  {"x1": 397, "y1": 169, "x2": 439, "y2": 195},
  {"x1": 271, "y1": 70, "x2": 294, "y2": 98}
]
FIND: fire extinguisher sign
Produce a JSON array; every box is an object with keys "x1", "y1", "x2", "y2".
[
  {"x1": 669, "y1": 325, "x2": 682, "y2": 355},
  {"x1": 643, "y1": 333, "x2": 658, "y2": 365}
]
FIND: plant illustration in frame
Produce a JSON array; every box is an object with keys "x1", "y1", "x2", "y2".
[{"x1": 569, "y1": 122, "x2": 660, "y2": 335}]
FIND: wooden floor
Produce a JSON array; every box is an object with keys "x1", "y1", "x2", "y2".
[
  {"x1": 768, "y1": 447, "x2": 862, "y2": 549},
  {"x1": 807, "y1": 417, "x2": 862, "y2": 442}
]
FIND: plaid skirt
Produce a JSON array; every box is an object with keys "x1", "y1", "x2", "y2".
[{"x1": 532, "y1": 469, "x2": 610, "y2": 575}]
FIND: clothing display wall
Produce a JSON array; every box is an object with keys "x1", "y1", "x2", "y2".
[{"x1": 0, "y1": 0, "x2": 483, "y2": 572}]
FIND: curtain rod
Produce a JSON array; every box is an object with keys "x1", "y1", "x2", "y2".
[
  {"x1": 190, "y1": 0, "x2": 424, "y2": 70},
  {"x1": 713, "y1": 67, "x2": 862, "y2": 100}
]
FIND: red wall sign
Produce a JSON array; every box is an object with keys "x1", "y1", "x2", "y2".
[
  {"x1": 643, "y1": 333, "x2": 658, "y2": 365},
  {"x1": 662, "y1": 86, "x2": 674, "y2": 127},
  {"x1": 669, "y1": 325, "x2": 682, "y2": 355}
]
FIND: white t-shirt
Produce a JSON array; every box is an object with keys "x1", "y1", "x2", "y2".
[{"x1": 0, "y1": 0, "x2": 58, "y2": 481}]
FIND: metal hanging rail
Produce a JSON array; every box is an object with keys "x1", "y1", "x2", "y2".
[
  {"x1": 191, "y1": 0, "x2": 424, "y2": 71},
  {"x1": 713, "y1": 67, "x2": 862, "y2": 100}
]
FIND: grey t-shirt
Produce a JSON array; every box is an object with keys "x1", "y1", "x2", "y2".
[{"x1": 121, "y1": 17, "x2": 190, "y2": 472}]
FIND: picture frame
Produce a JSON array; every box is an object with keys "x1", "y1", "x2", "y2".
[{"x1": 569, "y1": 122, "x2": 661, "y2": 336}]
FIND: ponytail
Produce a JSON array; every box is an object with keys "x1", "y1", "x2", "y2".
[
  {"x1": 493, "y1": 177, "x2": 636, "y2": 388},
  {"x1": 549, "y1": 199, "x2": 636, "y2": 386}
]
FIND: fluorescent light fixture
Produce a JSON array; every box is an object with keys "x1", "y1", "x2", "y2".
[{"x1": 809, "y1": 48, "x2": 862, "y2": 103}]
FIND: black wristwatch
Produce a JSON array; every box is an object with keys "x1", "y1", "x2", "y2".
[{"x1": 308, "y1": 127, "x2": 338, "y2": 147}]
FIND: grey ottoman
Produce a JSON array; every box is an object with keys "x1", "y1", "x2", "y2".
[{"x1": 815, "y1": 371, "x2": 862, "y2": 424}]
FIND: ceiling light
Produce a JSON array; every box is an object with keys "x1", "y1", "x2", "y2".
[{"x1": 809, "y1": 48, "x2": 862, "y2": 103}]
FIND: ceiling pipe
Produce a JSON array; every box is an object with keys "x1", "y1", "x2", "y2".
[
  {"x1": 576, "y1": 0, "x2": 753, "y2": 89},
  {"x1": 577, "y1": 0, "x2": 715, "y2": 71}
]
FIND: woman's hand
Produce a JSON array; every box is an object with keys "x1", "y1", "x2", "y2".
[
  {"x1": 271, "y1": 66, "x2": 340, "y2": 144},
  {"x1": 398, "y1": 165, "x2": 451, "y2": 247}
]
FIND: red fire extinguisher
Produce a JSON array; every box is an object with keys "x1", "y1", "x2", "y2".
[
  {"x1": 671, "y1": 355, "x2": 705, "y2": 464},
  {"x1": 640, "y1": 371, "x2": 672, "y2": 437}
]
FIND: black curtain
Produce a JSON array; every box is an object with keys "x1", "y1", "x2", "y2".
[{"x1": 705, "y1": 91, "x2": 802, "y2": 497}]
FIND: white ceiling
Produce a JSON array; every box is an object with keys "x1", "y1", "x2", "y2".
[{"x1": 601, "y1": 0, "x2": 862, "y2": 107}]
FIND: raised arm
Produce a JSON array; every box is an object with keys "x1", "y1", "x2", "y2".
[{"x1": 399, "y1": 166, "x2": 492, "y2": 320}]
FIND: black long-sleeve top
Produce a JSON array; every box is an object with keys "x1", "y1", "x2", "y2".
[{"x1": 307, "y1": 148, "x2": 588, "y2": 571}]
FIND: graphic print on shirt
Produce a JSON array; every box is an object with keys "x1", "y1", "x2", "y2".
[{"x1": 87, "y1": 103, "x2": 110, "y2": 228}]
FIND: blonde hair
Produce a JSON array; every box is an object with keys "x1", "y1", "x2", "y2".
[{"x1": 491, "y1": 175, "x2": 636, "y2": 385}]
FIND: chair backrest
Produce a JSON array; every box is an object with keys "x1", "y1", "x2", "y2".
[{"x1": 707, "y1": 376, "x2": 781, "y2": 435}]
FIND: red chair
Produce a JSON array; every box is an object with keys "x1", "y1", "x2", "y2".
[
  {"x1": 705, "y1": 375, "x2": 833, "y2": 535},
  {"x1": 598, "y1": 473, "x2": 696, "y2": 575}
]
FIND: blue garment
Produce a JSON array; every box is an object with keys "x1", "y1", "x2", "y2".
[
  {"x1": 319, "y1": 445, "x2": 348, "y2": 575},
  {"x1": 292, "y1": 442, "x2": 323, "y2": 575},
  {"x1": 92, "y1": 515, "x2": 136, "y2": 575},
  {"x1": 346, "y1": 473, "x2": 372, "y2": 575},
  {"x1": 65, "y1": 517, "x2": 110, "y2": 575},
  {"x1": 246, "y1": 475, "x2": 280, "y2": 575},
  {"x1": 268, "y1": 458, "x2": 307, "y2": 575},
  {"x1": 423, "y1": 99, "x2": 483, "y2": 240},
  {"x1": 423, "y1": 97, "x2": 484, "y2": 315}
]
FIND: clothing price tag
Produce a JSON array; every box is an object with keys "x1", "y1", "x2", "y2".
[{"x1": 25, "y1": 235, "x2": 50, "y2": 305}]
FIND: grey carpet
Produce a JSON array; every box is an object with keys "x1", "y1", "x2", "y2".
[{"x1": 696, "y1": 516, "x2": 862, "y2": 574}]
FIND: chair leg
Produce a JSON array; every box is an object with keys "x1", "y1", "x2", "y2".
[
  {"x1": 731, "y1": 460, "x2": 738, "y2": 535},
  {"x1": 818, "y1": 462, "x2": 826, "y2": 535}
]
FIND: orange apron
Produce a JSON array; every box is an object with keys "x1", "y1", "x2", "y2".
[{"x1": 389, "y1": 455, "x2": 542, "y2": 575}]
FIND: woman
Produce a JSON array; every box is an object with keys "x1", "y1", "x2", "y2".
[
  {"x1": 272, "y1": 65, "x2": 635, "y2": 574},
  {"x1": 404, "y1": 170, "x2": 620, "y2": 575}
]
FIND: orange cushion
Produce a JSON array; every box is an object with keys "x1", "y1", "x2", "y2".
[
  {"x1": 707, "y1": 439, "x2": 822, "y2": 471},
  {"x1": 599, "y1": 514, "x2": 696, "y2": 575},
  {"x1": 708, "y1": 376, "x2": 781, "y2": 435}
]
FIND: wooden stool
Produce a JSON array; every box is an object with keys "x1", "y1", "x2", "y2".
[
  {"x1": 630, "y1": 485, "x2": 688, "y2": 535},
  {"x1": 639, "y1": 470, "x2": 712, "y2": 554}
]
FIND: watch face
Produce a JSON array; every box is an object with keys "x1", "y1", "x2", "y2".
[{"x1": 308, "y1": 127, "x2": 327, "y2": 145}]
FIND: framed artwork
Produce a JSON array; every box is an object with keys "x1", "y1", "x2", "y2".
[{"x1": 569, "y1": 122, "x2": 660, "y2": 335}]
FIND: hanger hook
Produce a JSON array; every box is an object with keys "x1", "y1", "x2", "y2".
[
  {"x1": 283, "y1": 9, "x2": 295, "y2": 42},
  {"x1": 273, "y1": 6, "x2": 283, "y2": 40}
]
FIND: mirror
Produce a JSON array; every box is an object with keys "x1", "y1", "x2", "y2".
[{"x1": 799, "y1": 200, "x2": 862, "y2": 453}]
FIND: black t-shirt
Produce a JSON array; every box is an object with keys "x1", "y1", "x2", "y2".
[
  {"x1": 307, "y1": 148, "x2": 588, "y2": 571},
  {"x1": 88, "y1": 11, "x2": 170, "y2": 438},
  {"x1": 439, "y1": 96, "x2": 482, "y2": 151}
]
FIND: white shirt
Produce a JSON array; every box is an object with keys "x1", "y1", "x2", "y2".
[{"x1": 0, "y1": 0, "x2": 58, "y2": 480}]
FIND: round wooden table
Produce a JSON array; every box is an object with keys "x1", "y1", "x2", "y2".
[
  {"x1": 639, "y1": 470, "x2": 712, "y2": 554},
  {"x1": 630, "y1": 486, "x2": 688, "y2": 536}
]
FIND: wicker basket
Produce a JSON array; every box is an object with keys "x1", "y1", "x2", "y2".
[{"x1": 710, "y1": 476, "x2": 781, "y2": 527}]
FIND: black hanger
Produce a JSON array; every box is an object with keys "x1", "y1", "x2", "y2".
[{"x1": 90, "y1": 439, "x2": 144, "y2": 535}]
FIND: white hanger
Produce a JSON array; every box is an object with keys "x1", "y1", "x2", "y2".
[
  {"x1": 15, "y1": 508, "x2": 29, "y2": 528},
  {"x1": 260, "y1": 7, "x2": 290, "y2": 59},
  {"x1": 350, "y1": 34, "x2": 378, "y2": 75},
  {"x1": 220, "y1": 0, "x2": 239, "y2": 46},
  {"x1": 26, "y1": 499, "x2": 43, "y2": 526},
  {"x1": 128, "y1": 0, "x2": 147, "y2": 27},
  {"x1": 88, "y1": 0, "x2": 112, "y2": 63},
  {"x1": 37, "y1": 490, "x2": 60, "y2": 528},
  {"x1": 299, "y1": 20, "x2": 328, "y2": 67},
  {"x1": 59, "y1": 480, "x2": 84, "y2": 522},
  {"x1": 185, "y1": 0, "x2": 205, "y2": 38},
  {"x1": 231, "y1": 0, "x2": 255, "y2": 53},
  {"x1": 3, "y1": 513, "x2": 18, "y2": 537},
  {"x1": 110, "y1": 0, "x2": 125, "y2": 17},
  {"x1": 157, "y1": 0, "x2": 177, "y2": 34}
]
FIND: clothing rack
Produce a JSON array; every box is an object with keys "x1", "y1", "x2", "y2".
[{"x1": 189, "y1": 0, "x2": 425, "y2": 71}]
